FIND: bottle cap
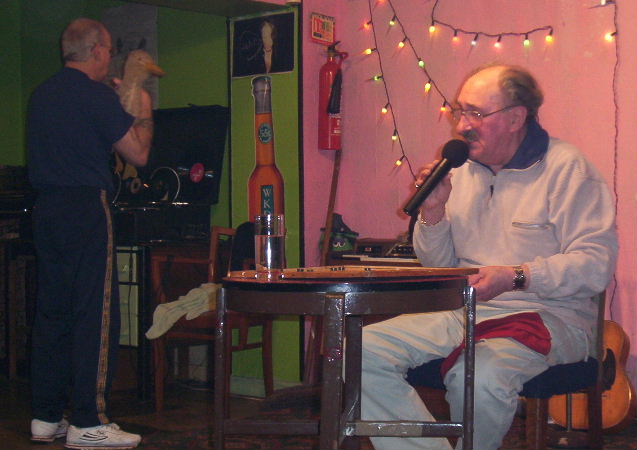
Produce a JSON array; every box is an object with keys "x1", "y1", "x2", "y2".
[{"x1": 252, "y1": 76, "x2": 272, "y2": 114}]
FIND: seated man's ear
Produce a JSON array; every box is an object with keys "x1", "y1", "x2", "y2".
[{"x1": 509, "y1": 105, "x2": 528, "y2": 131}]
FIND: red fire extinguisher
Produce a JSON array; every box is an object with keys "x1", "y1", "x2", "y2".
[{"x1": 318, "y1": 42, "x2": 348, "y2": 150}]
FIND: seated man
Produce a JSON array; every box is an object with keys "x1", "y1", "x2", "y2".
[{"x1": 361, "y1": 64, "x2": 617, "y2": 450}]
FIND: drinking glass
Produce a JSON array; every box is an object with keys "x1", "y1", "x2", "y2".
[{"x1": 254, "y1": 214, "x2": 286, "y2": 279}]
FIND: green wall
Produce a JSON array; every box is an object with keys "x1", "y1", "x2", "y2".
[
  {"x1": 1, "y1": 0, "x2": 301, "y2": 385},
  {"x1": 0, "y1": 0, "x2": 23, "y2": 166},
  {"x1": 155, "y1": 9, "x2": 231, "y2": 227},
  {"x1": 229, "y1": 9, "x2": 301, "y2": 384}
]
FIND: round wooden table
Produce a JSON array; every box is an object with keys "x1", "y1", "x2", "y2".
[{"x1": 213, "y1": 266, "x2": 477, "y2": 450}]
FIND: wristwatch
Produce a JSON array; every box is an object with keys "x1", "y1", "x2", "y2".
[{"x1": 513, "y1": 265, "x2": 526, "y2": 290}]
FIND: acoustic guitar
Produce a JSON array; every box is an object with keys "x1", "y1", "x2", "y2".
[{"x1": 548, "y1": 320, "x2": 637, "y2": 433}]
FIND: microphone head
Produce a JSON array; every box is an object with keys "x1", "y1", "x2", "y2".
[{"x1": 442, "y1": 139, "x2": 470, "y2": 168}]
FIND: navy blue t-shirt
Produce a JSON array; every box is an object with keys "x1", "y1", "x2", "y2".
[{"x1": 27, "y1": 67, "x2": 134, "y2": 192}]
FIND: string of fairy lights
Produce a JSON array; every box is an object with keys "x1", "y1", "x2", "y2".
[{"x1": 362, "y1": 0, "x2": 618, "y2": 179}]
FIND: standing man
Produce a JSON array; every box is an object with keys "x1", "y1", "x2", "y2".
[
  {"x1": 361, "y1": 64, "x2": 617, "y2": 450},
  {"x1": 27, "y1": 18, "x2": 152, "y2": 449}
]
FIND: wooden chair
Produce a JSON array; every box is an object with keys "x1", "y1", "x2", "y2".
[
  {"x1": 152, "y1": 225, "x2": 274, "y2": 412},
  {"x1": 406, "y1": 292, "x2": 607, "y2": 450}
]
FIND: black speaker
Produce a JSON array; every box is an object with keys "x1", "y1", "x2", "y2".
[
  {"x1": 115, "y1": 104, "x2": 229, "y2": 206},
  {"x1": 112, "y1": 105, "x2": 228, "y2": 244}
]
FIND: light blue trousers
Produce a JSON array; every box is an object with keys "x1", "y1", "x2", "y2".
[{"x1": 361, "y1": 305, "x2": 589, "y2": 450}]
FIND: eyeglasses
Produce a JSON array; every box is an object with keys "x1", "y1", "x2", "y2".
[
  {"x1": 449, "y1": 105, "x2": 519, "y2": 125},
  {"x1": 93, "y1": 42, "x2": 115, "y2": 57},
  {"x1": 101, "y1": 43, "x2": 115, "y2": 57}
]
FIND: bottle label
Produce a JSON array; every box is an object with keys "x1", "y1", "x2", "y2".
[
  {"x1": 258, "y1": 122, "x2": 273, "y2": 144},
  {"x1": 261, "y1": 184, "x2": 274, "y2": 214}
]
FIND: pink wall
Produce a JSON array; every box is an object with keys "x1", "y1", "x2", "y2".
[
  {"x1": 303, "y1": 1, "x2": 637, "y2": 383},
  {"x1": 302, "y1": 0, "x2": 342, "y2": 264}
]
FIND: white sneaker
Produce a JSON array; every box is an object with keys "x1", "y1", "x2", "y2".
[
  {"x1": 65, "y1": 423, "x2": 141, "y2": 449},
  {"x1": 31, "y1": 417, "x2": 69, "y2": 442}
]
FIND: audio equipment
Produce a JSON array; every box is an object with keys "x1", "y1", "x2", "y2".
[
  {"x1": 112, "y1": 105, "x2": 228, "y2": 244},
  {"x1": 113, "y1": 104, "x2": 228, "y2": 207}
]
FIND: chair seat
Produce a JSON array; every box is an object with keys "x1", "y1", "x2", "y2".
[
  {"x1": 519, "y1": 359, "x2": 598, "y2": 398},
  {"x1": 169, "y1": 310, "x2": 270, "y2": 331},
  {"x1": 170, "y1": 310, "x2": 217, "y2": 330},
  {"x1": 405, "y1": 357, "x2": 599, "y2": 398}
]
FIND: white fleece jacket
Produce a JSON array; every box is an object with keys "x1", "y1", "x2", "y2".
[{"x1": 413, "y1": 137, "x2": 618, "y2": 338}]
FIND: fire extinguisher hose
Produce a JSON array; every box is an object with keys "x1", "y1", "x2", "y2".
[{"x1": 327, "y1": 70, "x2": 342, "y2": 114}]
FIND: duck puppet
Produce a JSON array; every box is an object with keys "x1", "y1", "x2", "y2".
[{"x1": 114, "y1": 50, "x2": 165, "y2": 186}]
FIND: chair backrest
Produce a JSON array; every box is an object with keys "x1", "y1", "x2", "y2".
[
  {"x1": 592, "y1": 290, "x2": 606, "y2": 379},
  {"x1": 208, "y1": 226, "x2": 236, "y2": 283},
  {"x1": 230, "y1": 221, "x2": 255, "y2": 271}
]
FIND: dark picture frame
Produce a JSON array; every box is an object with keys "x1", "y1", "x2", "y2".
[{"x1": 232, "y1": 12, "x2": 295, "y2": 78}]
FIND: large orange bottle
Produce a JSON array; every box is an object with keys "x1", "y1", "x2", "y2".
[{"x1": 248, "y1": 76, "x2": 285, "y2": 220}]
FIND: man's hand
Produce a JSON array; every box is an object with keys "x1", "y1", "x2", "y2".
[
  {"x1": 415, "y1": 159, "x2": 452, "y2": 224},
  {"x1": 109, "y1": 77, "x2": 122, "y2": 90},
  {"x1": 467, "y1": 265, "x2": 528, "y2": 302}
]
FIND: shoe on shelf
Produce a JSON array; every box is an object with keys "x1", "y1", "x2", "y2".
[
  {"x1": 31, "y1": 417, "x2": 69, "y2": 442},
  {"x1": 65, "y1": 423, "x2": 141, "y2": 449}
]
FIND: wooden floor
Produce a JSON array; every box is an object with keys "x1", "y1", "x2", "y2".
[
  {"x1": 2, "y1": 373, "x2": 636, "y2": 450},
  {"x1": 0, "y1": 375, "x2": 261, "y2": 450}
]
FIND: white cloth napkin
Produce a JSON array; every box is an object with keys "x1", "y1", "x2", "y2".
[{"x1": 145, "y1": 283, "x2": 220, "y2": 339}]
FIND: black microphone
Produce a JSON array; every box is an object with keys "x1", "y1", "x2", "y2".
[{"x1": 402, "y1": 139, "x2": 469, "y2": 216}]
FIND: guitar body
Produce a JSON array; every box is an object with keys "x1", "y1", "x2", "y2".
[{"x1": 548, "y1": 320, "x2": 637, "y2": 433}]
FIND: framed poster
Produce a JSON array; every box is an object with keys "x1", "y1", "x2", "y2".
[{"x1": 232, "y1": 12, "x2": 295, "y2": 78}]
